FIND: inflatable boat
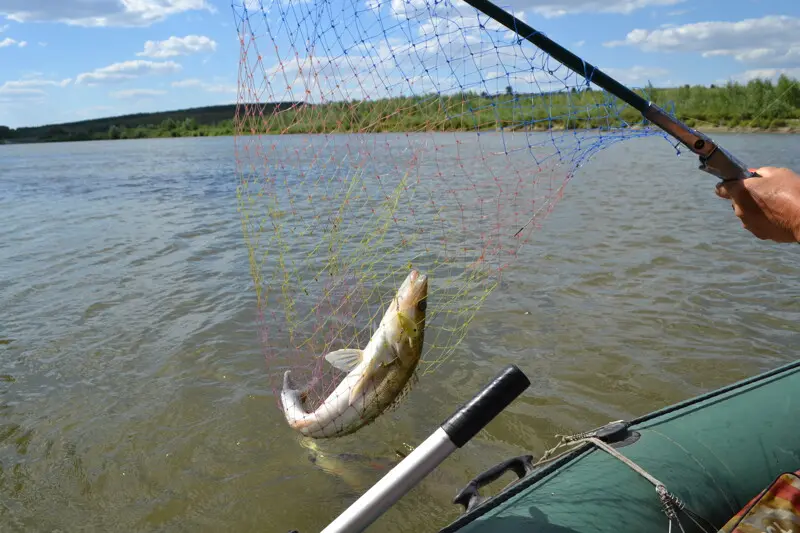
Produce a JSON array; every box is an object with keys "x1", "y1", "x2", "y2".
[
  {"x1": 439, "y1": 359, "x2": 800, "y2": 533},
  {"x1": 317, "y1": 359, "x2": 800, "y2": 533}
]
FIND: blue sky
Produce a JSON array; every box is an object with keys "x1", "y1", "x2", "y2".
[{"x1": 0, "y1": 0, "x2": 797, "y2": 128}]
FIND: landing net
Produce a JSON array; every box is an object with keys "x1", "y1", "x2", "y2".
[{"x1": 232, "y1": 0, "x2": 671, "y2": 416}]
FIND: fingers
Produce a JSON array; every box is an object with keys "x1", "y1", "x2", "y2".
[
  {"x1": 715, "y1": 179, "x2": 743, "y2": 200},
  {"x1": 716, "y1": 180, "x2": 755, "y2": 222},
  {"x1": 714, "y1": 182, "x2": 730, "y2": 199}
]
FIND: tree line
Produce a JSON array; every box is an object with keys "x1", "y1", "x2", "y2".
[
  {"x1": 1, "y1": 76, "x2": 797, "y2": 144},
  {"x1": 0, "y1": 103, "x2": 294, "y2": 143}
]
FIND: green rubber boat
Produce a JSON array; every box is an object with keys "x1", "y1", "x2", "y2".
[{"x1": 439, "y1": 359, "x2": 800, "y2": 533}]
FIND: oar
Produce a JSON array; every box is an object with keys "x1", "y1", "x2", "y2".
[{"x1": 312, "y1": 363, "x2": 531, "y2": 533}]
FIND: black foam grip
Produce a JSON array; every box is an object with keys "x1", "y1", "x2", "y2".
[{"x1": 441, "y1": 364, "x2": 531, "y2": 448}]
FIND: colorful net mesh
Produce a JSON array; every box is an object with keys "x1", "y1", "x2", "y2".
[{"x1": 231, "y1": 0, "x2": 671, "y2": 428}]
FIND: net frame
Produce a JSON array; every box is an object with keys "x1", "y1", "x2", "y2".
[{"x1": 231, "y1": 0, "x2": 674, "y2": 424}]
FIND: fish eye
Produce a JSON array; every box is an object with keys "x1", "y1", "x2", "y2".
[{"x1": 418, "y1": 298, "x2": 427, "y2": 312}]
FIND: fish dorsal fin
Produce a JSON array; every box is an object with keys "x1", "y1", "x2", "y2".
[{"x1": 324, "y1": 348, "x2": 363, "y2": 373}]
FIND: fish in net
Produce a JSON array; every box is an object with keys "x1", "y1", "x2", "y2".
[{"x1": 231, "y1": 0, "x2": 673, "y2": 438}]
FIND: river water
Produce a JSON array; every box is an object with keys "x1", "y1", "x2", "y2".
[{"x1": 1, "y1": 133, "x2": 798, "y2": 532}]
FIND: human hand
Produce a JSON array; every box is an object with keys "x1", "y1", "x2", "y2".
[{"x1": 715, "y1": 166, "x2": 800, "y2": 243}]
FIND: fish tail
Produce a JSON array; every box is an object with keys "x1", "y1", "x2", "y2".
[{"x1": 280, "y1": 370, "x2": 308, "y2": 420}]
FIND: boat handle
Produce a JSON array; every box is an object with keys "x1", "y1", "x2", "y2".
[{"x1": 452, "y1": 454, "x2": 536, "y2": 514}]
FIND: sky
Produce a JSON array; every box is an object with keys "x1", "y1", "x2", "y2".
[{"x1": 0, "y1": 0, "x2": 798, "y2": 128}]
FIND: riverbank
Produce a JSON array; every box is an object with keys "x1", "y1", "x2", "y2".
[
  {"x1": 2, "y1": 76, "x2": 798, "y2": 144},
  {"x1": 3, "y1": 121, "x2": 796, "y2": 145}
]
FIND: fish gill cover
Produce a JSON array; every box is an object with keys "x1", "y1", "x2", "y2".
[{"x1": 231, "y1": 0, "x2": 671, "y2": 430}]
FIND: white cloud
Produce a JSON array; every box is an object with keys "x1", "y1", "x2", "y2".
[
  {"x1": 380, "y1": 0, "x2": 679, "y2": 23},
  {"x1": 730, "y1": 67, "x2": 800, "y2": 84},
  {"x1": 386, "y1": 0, "x2": 685, "y2": 18},
  {"x1": 245, "y1": 0, "x2": 685, "y2": 107},
  {"x1": 602, "y1": 66, "x2": 669, "y2": 84},
  {"x1": 0, "y1": 85, "x2": 42, "y2": 96},
  {"x1": 2, "y1": 78, "x2": 71, "y2": 89},
  {"x1": 238, "y1": 0, "x2": 266, "y2": 10},
  {"x1": 76, "y1": 60, "x2": 182, "y2": 85},
  {"x1": 0, "y1": 36, "x2": 25, "y2": 47},
  {"x1": 171, "y1": 78, "x2": 236, "y2": 93},
  {"x1": 0, "y1": 76, "x2": 72, "y2": 104},
  {"x1": 520, "y1": 0, "x2": 685, "y2": 18},
  {"x1": 604, "y1": 15, "x2": 800, "y2": 67},
  {"x1": 0, "y1": 0, "x2": 214, "y2": 28},
  {"x1": 0, "y1": 87, "x2": 44, "y2": 97},
  {"x1": 0, "y1": 80, "x2": 48, "y2": 103},
  {"x1": 137, "y1": 35, "x2": 217, "y2": 58},
  {"x1": 172, "y1": 79, "x2": 202, "y2": 88},
  {"x1": 110, "y1": 88, "x2": 168, "y2": 99}
]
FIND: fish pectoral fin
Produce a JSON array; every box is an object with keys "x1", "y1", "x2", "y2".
[
  {"x1": 324, "y1": 348, "x2": 364, "y2": 373},
  {"x1": 348, "y1": 376, "x2": 367, "y2": 405},
  {"x1": 397, "y1": 312, "x2": 417, "y2": 335},
  {"x1": 397, "y1": 311, "x2": 418, "y2": 348},
  {"x1": 375, "y1": 336, "x2": 400, "y2": 369},
  {"x1": 348, "y1": 356, "x2": 381, "y2": 404}
]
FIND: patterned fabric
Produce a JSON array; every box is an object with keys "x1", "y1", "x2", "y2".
[{"x1": 719, "y1": 471, "x2": 800, "y2": 533}]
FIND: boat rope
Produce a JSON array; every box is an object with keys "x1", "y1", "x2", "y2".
[{"x1": 535, "y1": 429, "x2": 717, "y2": 533}]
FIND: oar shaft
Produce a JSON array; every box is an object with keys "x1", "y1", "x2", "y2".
[
  {"x1": 319, "y1": 364, "x2": 531, "y2": 533},
  {"x1": 320, "y1": 428, "x2": 456, "y2": 533}
]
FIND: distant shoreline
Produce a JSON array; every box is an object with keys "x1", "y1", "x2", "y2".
[
  {"x1": 2, "y1": 122, "x2": 797, "y2": 146},
  {"x1": 504, "y1": 123, "x2": 799, "y2": 135},
  {"x1": 680, "y1": 125, "x2": 798, "y2": 134},
  {"x1": 2, "y1": 78, "x2": 799, "y2": 144}
]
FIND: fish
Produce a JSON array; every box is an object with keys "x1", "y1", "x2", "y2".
[{"x1": 280, "y1": 269, "x2": 428, "y2": 439}]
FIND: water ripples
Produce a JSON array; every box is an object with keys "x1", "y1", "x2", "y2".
[{"x1": 0, "y1": 134, "x2": 798, "y2": 532}]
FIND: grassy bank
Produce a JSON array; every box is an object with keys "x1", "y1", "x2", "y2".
[{"x1": 2, "y1": 76, "x2": 798, "y2": 144}]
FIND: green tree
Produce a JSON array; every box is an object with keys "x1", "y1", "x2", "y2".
[{"x1": 776, "y1": 74, "x2": 800, "y2": 112}]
